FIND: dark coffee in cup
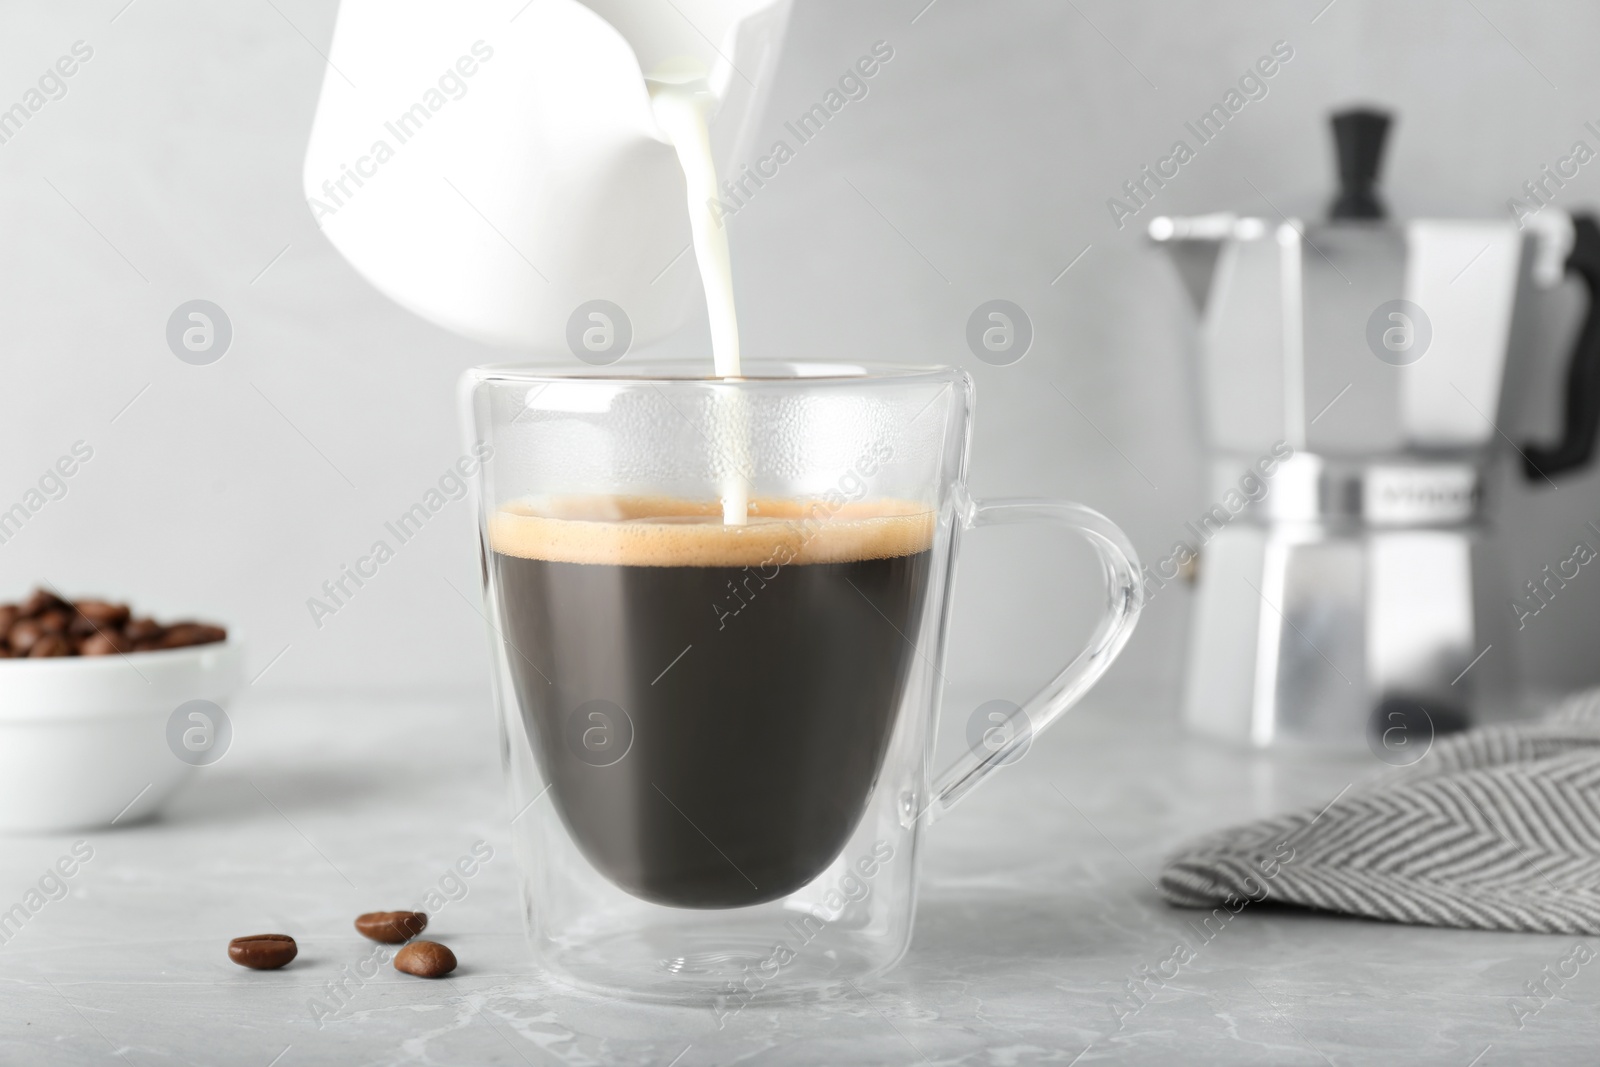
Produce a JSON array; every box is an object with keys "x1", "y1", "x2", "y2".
[{"x1": 491, "y1": 497, "x2": 934, "y2": 908}]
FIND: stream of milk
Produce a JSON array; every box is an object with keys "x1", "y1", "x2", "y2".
[{"x1": 647, "y1": 66, "x2": 750, "y2": 525}]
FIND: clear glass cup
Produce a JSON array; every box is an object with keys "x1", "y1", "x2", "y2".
[{"x1": 458, "y1": 361, "x2": 1142, "y2": 1008}]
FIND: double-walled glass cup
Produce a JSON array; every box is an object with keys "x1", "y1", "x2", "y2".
[{"x1": 459, "y1": 362, "x2": 1141, "y2": 1006}]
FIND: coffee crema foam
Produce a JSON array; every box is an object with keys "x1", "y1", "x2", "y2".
[{"x1": 489, "y1": 496, "x2": 935, "y2": 567}]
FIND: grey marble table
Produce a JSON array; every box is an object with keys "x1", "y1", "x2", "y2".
[{"x1": 0, "y1": 685, "x2": 1591, "y2": 1066}]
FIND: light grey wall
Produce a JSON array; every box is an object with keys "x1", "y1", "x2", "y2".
[{"x1": 3, "y1": 0, "x2": 1600, "y2": 712}]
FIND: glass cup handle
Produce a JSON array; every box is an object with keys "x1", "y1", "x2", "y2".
[{"x1": 926, "y1": 491, "x2": 1144, "y2": 823}]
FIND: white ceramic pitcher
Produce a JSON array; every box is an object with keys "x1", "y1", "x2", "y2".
[{"x1": 302, "y1": 0, "x2": 791, "y2": 350}]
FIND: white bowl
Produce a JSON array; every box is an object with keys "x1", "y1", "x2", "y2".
[{"x1": 0, "y1": 640, "x2": 242, "y2": 833}]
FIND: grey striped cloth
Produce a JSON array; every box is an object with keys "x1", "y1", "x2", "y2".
[{"x1": 1160, "y1": 689, "x2": 1600, "y2": 933}]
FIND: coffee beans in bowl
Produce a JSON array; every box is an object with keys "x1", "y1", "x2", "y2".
[
  {"x1": 228, "y1": 934, "x2": 297, "y2": 970},
  {"x1": 355, "y1": 910, "x2": 428, "y2": 944},
  {"x1": 0, "y1": 589, "x2": 226, "y2": 658},
  {"x1": 394, "y1": 940, "x2": 457, "y2": 978},
  {"x1": 0, "y1": 588, "x2": 239, "y2": 833}
]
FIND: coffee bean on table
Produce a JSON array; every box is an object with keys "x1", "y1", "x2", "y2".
[
  {"x1": 0, "y1": 605, "x2": 16, "y2": 635},
  {"x1": 228, "y1": 934, "x2": 297, "y2": 970},
  {"x1": 393, "y1": 941, "x2": 456, "y2": 978},
  {"x1": 355, "y1": 910, "x2": 428, "y2": 944}
]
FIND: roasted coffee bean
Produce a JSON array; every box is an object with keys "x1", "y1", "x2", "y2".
[
  {"x1": 8, "y1": 619, "x2": 43, "y2": 654},
  {"x1": 74, "y1": 600, "x2": 130, "y2": 628},
  {"x1": 160, "y1": 623, "x2": 227, "y2": 649},
  {"x1": 79, "y1": 631, "x2": 130, "y2": 657},
  {"x1": 18, "y1": 589, "x2": 66, "y2": 618},
  {"x1": 0, "y1": 595, "x2": 224, "y2": 658},
  {"x1": 394, "y1": 940, "x2": 456, "y2": 978},
  {"x1": 124, "y1": 618, "x2": 164, "y2": 642},
  {"x1": 70, "y1": 604, "x2": 131, "y2": 638},
  {"x1": 158, "y1": 628, "x2": 198, "y2": 649},
  {"x1": 354, "y1": 910, "x2": 428, "y2": 944},
  {"x1": 36, "y1": 609, "x2": 71, "y2": 635},
  {"x1": 228, "y1": 934, "x2": 297, "y2": 970},
  {"x1": 29, "y1": 635, "x2": 72, "y2": 658},
  {"x1": 124, "y1": 617, "x2": 162, "y2": 640}
]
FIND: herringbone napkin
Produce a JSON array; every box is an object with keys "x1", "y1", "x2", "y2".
[{"x1": 1160, "y1": 689, "x2": 1600, "y2": 933}]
